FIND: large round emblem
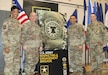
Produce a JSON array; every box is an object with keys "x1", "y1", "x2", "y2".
[{"x1": 44, "y1": 17, "x2": 61, "y2": 40}]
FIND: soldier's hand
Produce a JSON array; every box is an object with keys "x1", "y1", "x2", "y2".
[
  {"x1": 98, "y1": 42, "x2": 103, "y2": 46},
  {"x1": 39, "y1": 47, "x2": 43, "y2": 52},
  {"x1": 23, "y1": 46, "x2": 28, "y2": 50},
  {"x1": 78, "y1": 46, "x2": 83, "y2": 50},
  {"x1": 4, "y1": 48, "x2": 9, "y2": 53}
]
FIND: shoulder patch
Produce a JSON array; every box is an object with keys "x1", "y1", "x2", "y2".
[{"x1": 3, "y1": 25, "x2": 6, "y2": 29}]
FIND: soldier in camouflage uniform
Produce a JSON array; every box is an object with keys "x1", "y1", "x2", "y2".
[
  {"x1": 21, "y1": 12, "x2": 43, "y2": 75},
  {"x1": 68, "y1": 15, "x2": 85, "y2": 75},
  {"x1": 86, "y1": 13, "x2": 108, "y2": 74},
  {"x1": 2, "y1": 6, "x2": 21, "y2": 75}
]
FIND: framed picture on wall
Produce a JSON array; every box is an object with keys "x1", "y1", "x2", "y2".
[
  {"x1": 24, "y1": 0, "x2": 58, "y2": 16},
  {"x1": 32, "y1": 6, "x2": 51, "y2": 12}
]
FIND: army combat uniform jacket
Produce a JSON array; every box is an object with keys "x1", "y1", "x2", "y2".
[
  {"x1": 68, "y1": 23, "x2": 85, "y2": 73},
  {"x1": 21, "y1": 21, "x2": 42, "y2": 74},
  {"x1": 2, "y1": 17, "x2": 21, "y2": 75},
  {"x1": 86, "y1": 21, "x2": 108, "y2": 71}
]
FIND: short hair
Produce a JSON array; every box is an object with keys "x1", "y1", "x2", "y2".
[
  {"x1": 91, "y1": 13, "x2": 96, "y2": 15},
  {"x1": 11, "y1": 6, "x2": 19, "y2": 11},
  {"x1": 70, "y1": 15, "x2": 77, "y2": 19}
]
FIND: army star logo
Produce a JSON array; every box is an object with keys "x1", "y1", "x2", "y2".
[
  {"x1": 42, "y1": 67, "x2": 47, "y2": 73},
  {"x1": 40, "y1": 65, "x2": 49, "y2": 75}
]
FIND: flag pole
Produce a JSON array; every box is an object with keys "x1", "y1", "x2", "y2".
[
  {"x1": 86, "y1": 44, "x2": 89, "y2": 65},
  {"x1": 85, "y1": 10, "x2": 88, "y2": 66},
  {"x1": 85, "y1": 42, "x2": 86, "y2": 66}
]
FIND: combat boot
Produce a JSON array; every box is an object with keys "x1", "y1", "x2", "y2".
[
  {"x1": 92, "y1": 70, "x2": 97, "y2": 75},
  {"x1": 76, "y1": 72, "x2": 83, "y2": 75},
  {"x1": 33, "y1": 71, "x2": 38, "y2": 75},
  {"x1": 97, "y1": 69, "x2": 102, "y2": 75},
  {"x1": 82, "y1": 67, "x2": 86, "y2": 73},
  {"x1": 34, "y1": 73, "x2": 38, "y2": 75},
  {"x1": 85, "y1": 72, "x2": 91, "y2": 75},
  {"x1": 69, "y1": 72, "x2": 72, "y2": 75},
  {"x1": 70, "y1": 72, "x2": 77, "y2": 75},
  {"x1": 96, "y1": 63, "x2": 103, "y2": 75}
]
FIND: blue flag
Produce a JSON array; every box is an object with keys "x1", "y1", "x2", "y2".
[
  {"x1": 73, "y1": 9, "x2": 78, "y2": 20},
  {"x1": 67, "y1": 9, "x2": 77, "y2": 28},
  {"x1": 83, "y1": 0, "x2": 87, "y2": 25},
  {"x1": 105, "y1": 11, "x2": 108, "y2": 30},
  {"x1": 13, "y1": 0, "x2": 23, "y2": 11},
  {"x1": 105, "y1": 3, "x2": 108, "y2": 14},
  {"x1": 93, "y1": 2, "x2": 97, "y2": 15},
  {"x1": 96, "y1": 2, "x2": 101, "y2": 21},
  {"x1": 87, "y1": 0, "x2": 92, "y2": 24},
  {"x1": 105, "y1": 3, "x2": 108, "y2": 30},
  {"x1": 100, "y1": 3, "x2": 104, "y2": 23},
  {"x1": 67, "y1": 20, "x2": 71, "y2": 28}
]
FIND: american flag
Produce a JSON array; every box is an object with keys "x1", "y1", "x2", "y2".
[{"x1": 12, "y1": 0, "x2": 29, "y2": 25}]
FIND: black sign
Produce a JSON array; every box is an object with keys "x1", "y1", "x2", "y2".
[{"x1": 39, "y1": 50, "x2": 69, "y2": 75}]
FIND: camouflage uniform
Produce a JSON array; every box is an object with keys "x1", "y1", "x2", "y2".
[
  {"x1": 87, "y1": 21, "x2": 108, "y2": 72},
  {"x1": 21, "y1": 22, "x2": 42, "y2": 75},
  {"x1": 2, "y1": 17, "x2": 21, "y2": 75},
  {"x1": 68, "y1": 23, "x2": 85, "y2": 74}
]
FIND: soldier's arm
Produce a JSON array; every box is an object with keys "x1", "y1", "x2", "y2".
[
  {"x1": 2, "y1": 21, "x2": 9, "y2": 48},
  {"x1": 63, "y1": 26, "x2": 67, "y2": 39},
  {"x1": 39, "y1": 29, "x2": 43, "y2": 47},
  {"x1": 20, "y1": 24, "x2": 27, "y2": 45},
  {"x1": 101, "y1": 23, "x2": 108, "y2": 46},
  {"x1": 86, "y1": 26, "x2": 90, "y2": 46},
  {"x1": 40, "y1": 25, "x2": 46, "y2": 45},
  {"x1": 2, "y1": 20, "x2": 9, "y2": 53},
  {"x1": 20, "y1": 24, "x2": 29, "y2": 50},
  {"x1": 79, "y1": 25, "x2": 85, "y2": 45}
]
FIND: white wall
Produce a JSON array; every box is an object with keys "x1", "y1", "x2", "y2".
[
  {"x1": 0, "y1": 0, "x2": 12, "y2": 11},
  {"x1": 0, "y1": 0, "x2": 23, "y2": 11},
  {"x1": 58, "y1": 0, "x2": 107, "y2": 24},
  {"x1": 0, "y1": 0, "x2": 107, "y2": 19},
  {"x1": 58, "y1": 3, "x2": 84, "y2": 24}
]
